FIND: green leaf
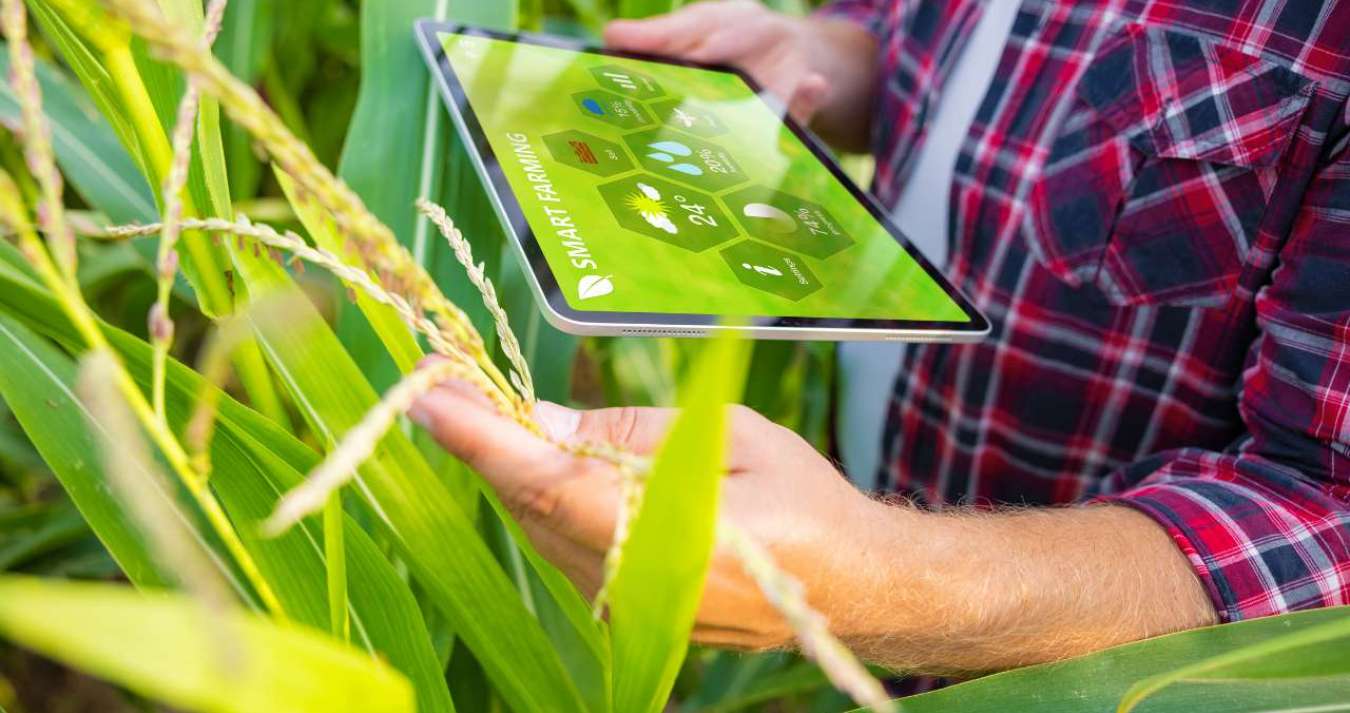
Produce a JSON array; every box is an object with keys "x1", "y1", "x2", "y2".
[
  {"x1": 609, "y1": 333, "x2": 751, "y2": 713},
  {"x1": 25, "y1": 0, "x2": 145, "y2": 179},
  {"x1": 334, "y1": 0, "x2": 518, "y2": 389},
  {"x1": 227, "y1": 250, "x2": 588, "y2": 713},
  {"x1": 617, "y1": 0, "x2": 680, "y2": 20},
  {"x1": 1120, "y1": 614, "x2": 1350, "y2": 712},
  {"x1": 276, "y1": 170, "x2": 422, "y2": 375},
  {"x1": 0, "y1": 313, "x2": 174, "y2": 590},
  {"x1": 0, "y1": 243, "x2": 454, "y2": 713},
  {"x1": 214, "y1": 0, "x2": 273, "y2": 199},
  {"x1": 848, "y1": 606, "x2": 1350, "y2": 713},
  {"x1": 0, "y1": 41, "x2": 156, "y2": 223},
  {"x1": 0, "y1": 576, "x2": 414, "y2": 713},
  {"x1": 0, "y1": 501, "x2": 88, "y2": 571}
]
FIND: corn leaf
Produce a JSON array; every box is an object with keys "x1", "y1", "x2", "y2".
[
  {"x1": 849, "y1": 606, "x2": 1350, "y2": 713},
  {"x1": 0, "y1": 312, "x2": 177, "y2": 591},
  {"x1": 0, "y1": 576, "x2": 414, "y2": 713},
  {"x1": 0, "y1": 502, "x2": 88, "y2": 572},
  {"x1": 213, "y1": 0, "x2": 273, "y2": 199},
  {"x1": 0, "y1": 243, "x2": 455, "y2": 713},
  {"x1": 276, "y1": 170, "x2": 422, "y2": 375},
  {"x1": 479, "y1": 485, "x2": 613, "y2": 713},
  {"x1": 617, "y1": 0, "x2": 681, "y2": 20},
  {"x1": 25, "y1": 0, "x2": 144, "y2": 178},
  {"x1": 1120, "y1": 614, "x2": 1350, "y2": 713},
  {"x1": 228, "y1": 252, "x2": 588, "y2": 713},
  {"x1": 609, "y1": 334, "x2": 751, "y2": 713},
  {"x1": 0, "y1": 41, "x2": 155, "y2": 223},
  {"x1": 334, "y1": 0, "x2": 517, "y2": 389}
]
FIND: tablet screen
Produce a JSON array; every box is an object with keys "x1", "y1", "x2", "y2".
[{"x1": 434, "y1": 30, "x2": 973, "y2": 326}]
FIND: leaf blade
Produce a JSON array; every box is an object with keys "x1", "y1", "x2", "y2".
[
  {"x1": 608, "y1": 334, "x2": 751, "y2": 713},
  {"x1": 0, "y1": 576, "x2": 415, "y2": 713}
]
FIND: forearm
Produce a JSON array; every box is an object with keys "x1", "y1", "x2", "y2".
[
  {"x1": 812, "y1": 501, "x2": 1217, "y2": 674},
  {"x1": 800, "y1": 16, "x2": 878, "y2": 152}
]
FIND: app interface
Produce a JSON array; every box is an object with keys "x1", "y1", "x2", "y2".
[{"x1": 440, "y1": 33, "x2": 970, "y2": 323}]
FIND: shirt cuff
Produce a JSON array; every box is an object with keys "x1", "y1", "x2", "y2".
[{"x1": 1100, "y1": 454, "x2": 1350, "y2": 623}]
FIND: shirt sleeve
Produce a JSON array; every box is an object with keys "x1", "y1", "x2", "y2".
[
  {"x1": 1099, "y1": 132, "x2": 1350, "y2": 622},
  {"x1": 814, "y1": 0, "x2": 891, "y2": 38}
]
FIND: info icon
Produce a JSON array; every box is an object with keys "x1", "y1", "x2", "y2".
[
  {"x1": 589, "y1": 64, "x2": 665, "y2": 100},
  {"x1": 719, "y1": 240, "x2": 822, "y2": 301},
  {"x1": 543, "y1": 130, "x2": 632, "y2": 177}
]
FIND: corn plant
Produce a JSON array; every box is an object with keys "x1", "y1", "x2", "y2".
[
  {"x1": 0, "y1": 0, "x2": 887, "y2": 711},
  {"x1": 0, "y1": 1, "x2": 1346, "y2": 713}
]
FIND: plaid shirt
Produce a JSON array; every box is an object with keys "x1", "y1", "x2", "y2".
[{"x1": 822, "y1": 0, "x2": 1350, "y2": 624}]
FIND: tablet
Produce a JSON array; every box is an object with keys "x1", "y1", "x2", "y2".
[{"x1": 415, "y1": 22, "x2": 989, "y2": 342}]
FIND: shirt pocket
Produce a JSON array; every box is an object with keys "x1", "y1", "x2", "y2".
[{"x1": 1026, "y1": 24, "x2": 1314, "y2": 307}]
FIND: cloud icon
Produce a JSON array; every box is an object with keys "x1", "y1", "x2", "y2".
[{"x1": 577, "y1": 274, "x2": 614, "y2": 300}]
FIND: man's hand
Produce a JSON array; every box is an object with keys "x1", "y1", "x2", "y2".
[
  {"x1": 409, "y1": 365, "x2": 1217, "y2": 673},
  {"x1": 604, "y1": 1, "x2": 879, "y2": 151},
  {"x1": 408, "y1": 369, "x2": 879, "y2": 649}
]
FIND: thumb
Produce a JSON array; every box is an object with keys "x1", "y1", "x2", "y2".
[
  {"x1": 559, "y1": 405, "x2": 678, "y2": 456},
  {"x1": 788, "y1": 72, "x2": 830, "y2": 125},
  {"x1": 603, "y1": 7, "x2": 709, "y2": 54},
  {"x1": 408, "y1": 378, "x2": 562, "y2": 485}
]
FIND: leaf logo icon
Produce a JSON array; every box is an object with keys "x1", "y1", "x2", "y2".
[{"x1": 578, "y1": 274, "x2": 614, "y2": 300}]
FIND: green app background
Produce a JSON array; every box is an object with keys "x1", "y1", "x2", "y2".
[{"x1": 441, "y1": 33, "x2": 969, "y2": 322}]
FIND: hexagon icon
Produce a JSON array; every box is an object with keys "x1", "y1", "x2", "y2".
[
  {"x1": 573, "y1": 90, "x2": 653, "y2": 130},
  {"x1": 597, "y1": 174, "x2": 739, "y2": 252},
  {"x1": 650, "y1": 98, "x2": 728, "y2": 138},
  {"x1": 589, "y1": 64, "x2": 665, "y2": 100},
  {"x1": 724, "y1": 186, "x2": 854, "y2": 259},
  {"x1": 623, "y1": 128, "x2": 748, "y2": 192},
  {"x1": 720, "y1": 240, "x2": 822, "y2": 301},
  {"x1": 543, "y1": 130, "x2": 633, "y2": 177}
]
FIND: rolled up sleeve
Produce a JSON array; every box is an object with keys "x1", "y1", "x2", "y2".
[{"x1": 1100, "y1": 140, "x2": 1350, "y2": 622}]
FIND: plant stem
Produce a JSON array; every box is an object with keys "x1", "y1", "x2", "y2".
[
  {"x1": 9, "y1": 219, "x2": 284, "y2": 614},
  {"x1": 102, "y1": 35, "x2": 288, "y2": 427}
]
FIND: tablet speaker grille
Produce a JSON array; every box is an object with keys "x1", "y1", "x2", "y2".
[{"x1": 618, "y1": 328, "x2": 708, "y2": 338}]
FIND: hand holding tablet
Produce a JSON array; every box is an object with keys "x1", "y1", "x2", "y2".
[{"x1": 416, "y1": 22, "x2": 988, "y2": 342}]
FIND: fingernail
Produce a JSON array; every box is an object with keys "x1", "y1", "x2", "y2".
[
  {"x1": 407, "y1": 399, "x2": 434, "y2": 428},
  {"x1": 416, "y1": 354, "x2": 447, "y2": 371},
  {"x1": 534, "y1": 401, "x2": 581, "y2": 442}
]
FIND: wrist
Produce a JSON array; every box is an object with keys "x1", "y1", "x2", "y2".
[{"x1": 797, "y1": 489, "x2": 924, "y2": 644}]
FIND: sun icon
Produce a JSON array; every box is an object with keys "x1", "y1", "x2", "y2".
[
  {"x1": 625, "y1": 190, "x2": 667, "y2": 218},
  {"x1": 624, "y1": 182, "x2": 679, "y2": 235}
]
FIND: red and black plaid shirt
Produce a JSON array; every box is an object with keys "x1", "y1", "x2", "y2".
[{"x1": 823, "y1": 0, "x2": 1350, "y2": 624}]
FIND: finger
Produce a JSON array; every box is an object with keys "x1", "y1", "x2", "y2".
[
  {"x1": 683, "y1": 27, "x2": 753, "y2": 65},
  {"x1": 788, "y1": 72, "x2": 830, "y2": 125},
  {"x1": 407, "y1": 378, "x2": 561, "y2": 490},
  {"x1": 518, "y1": 518, "x2": 608, "y2": 595},
  {"x1": 568, "y1": 405, "x2": 678, "y2": 455},
  {"x1": 533, "y1": 399, "x2": 679, "y2": 456},
  {"x1": 409, "y1": 377, "x2": 622, "y2": 544},
  {"x1": 602, "y1": 5, "x2": 716, "y2": 55}
]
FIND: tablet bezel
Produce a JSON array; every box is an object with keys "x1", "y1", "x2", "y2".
[{"x1": 415, "y1": 20, "x2": 990, "y2": 342}]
